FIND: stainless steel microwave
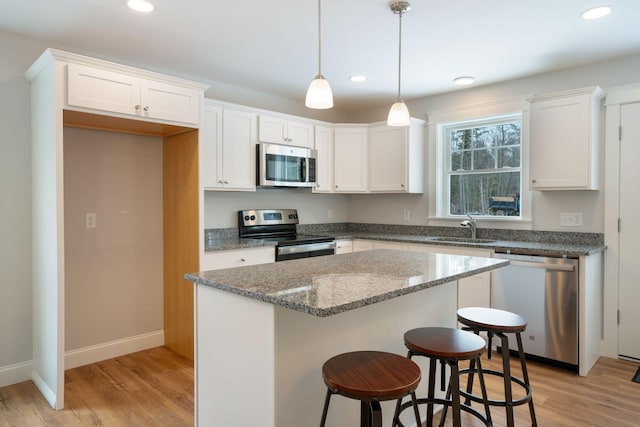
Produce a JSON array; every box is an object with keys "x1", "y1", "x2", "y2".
[{"x1": 256, "y1": 142, "x2": 317, "y2": 188}]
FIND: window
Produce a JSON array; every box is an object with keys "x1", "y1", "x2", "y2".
[{"x1": 443, "y1": 114, "x2": 522, "y2": 218}]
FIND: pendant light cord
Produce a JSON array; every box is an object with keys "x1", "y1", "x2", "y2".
[
  {"x1": 397, "y1": 9, "x2": 403, "y2": 101},
  {"x1": 317, "y1": 0, "x2": 322, "y2": 76}
]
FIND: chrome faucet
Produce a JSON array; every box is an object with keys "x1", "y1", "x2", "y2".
[{"x1": 460, "y1": 214, "x2": 477, "y2": 240}]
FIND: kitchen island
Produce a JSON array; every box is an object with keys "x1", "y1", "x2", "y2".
[{"x1": 185, "y1": 249, "x2": 508, "y2": 427}]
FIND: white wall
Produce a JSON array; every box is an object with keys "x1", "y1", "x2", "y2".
[
  {"x1": 63, "y1": 127, "x2": 163, "y2": 351},
  {"x1": 204, "y1": 190, "x2": 348, "y2": 228},
  {"x1": 345, "y1": 53, "x2": 640, "y2": 232}
]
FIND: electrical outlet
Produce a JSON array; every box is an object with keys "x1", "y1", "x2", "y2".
[
  {"x1": 403, "y1": 209, "x2": 410, "y2": 221},
  {"x1": 327, "y1": 208, "x2": 334, "y2": 219},
  {"x1": 86, "y1": 212, "x2": 97, "y2": 229},
  {"x1": 560, "y1": 212, "x2": 583, "y2": 227}
]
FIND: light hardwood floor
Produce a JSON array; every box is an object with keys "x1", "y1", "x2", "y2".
[{"x1": 1, "y1": 346, "x2": 639, "y2": 426}]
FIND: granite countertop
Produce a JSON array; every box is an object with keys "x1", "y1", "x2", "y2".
[
  {"x1": 205, "y1": 232, "x2": 605, "y2": 258},
  {"x1": 186, "y1": 249, "x2": 508, "y2": 317}
]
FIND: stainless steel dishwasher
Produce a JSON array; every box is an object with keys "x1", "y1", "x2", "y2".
[{"x1": 491, "y1": 252, "x2": 578, "y2": 368}]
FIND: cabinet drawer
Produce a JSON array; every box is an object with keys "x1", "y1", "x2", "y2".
[{"x1": 201, "y1": 247, "x2": 274, "y2": 271}]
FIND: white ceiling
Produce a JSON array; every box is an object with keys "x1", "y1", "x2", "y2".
[{"x1": 2, "y1": 0, "x2": 639, "y2": 111}]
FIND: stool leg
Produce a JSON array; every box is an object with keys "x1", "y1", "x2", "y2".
[
  {"x1": 410, "y1": 392, "x2": 422, "y2": 427},
  {"x1": 370, "y1": 401, "x2": 382, "y2": 427},
  {"x1": 516, "y1": 332, "x2": 538, "y2": 426},
  {"x1": 449, "y1": 361, "x2": 462, "y2": 427},
  {"x1": 464, "y1": 356, "x2": 476, "y2": 406},
  {"x1": 475, "y1": 357, "x2": 493, "y2": 426},
  {"x1": 499, "y1": 333, "x2": 515, "y2": 427},
  {"x1": 427, "y1": 357, "x2": 437, "y2": 427},
  {"x1": 361, "y1": 400, "x2": 369, "y2": 427},
  {"x1": 319, "y1": 389, "x2": 332, "y2": 427}
]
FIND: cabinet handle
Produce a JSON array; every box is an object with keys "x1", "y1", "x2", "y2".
[
  {"x1": 143, "y1": 106, "x2": 149, "y2": 112},
  {"x1": 135, "y1": 105, "x2": 141, "y2": 110}
]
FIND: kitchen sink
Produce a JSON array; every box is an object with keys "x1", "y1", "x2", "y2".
[{"x1": 429, "y1": 237, "x2": 496, "y2": 244}]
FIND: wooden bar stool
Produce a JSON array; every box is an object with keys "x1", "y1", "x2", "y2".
[
  {"x1": 395, "y1": 327, "x2": 492, "y2": 427},
  {"x1": 457, "y1": 307, "x2": 537, "y2": 427},
  {"x1": 320, "y1": 350, "x2": 422, "y2": 427}
]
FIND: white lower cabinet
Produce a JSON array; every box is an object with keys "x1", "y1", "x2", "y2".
[
  {"x1": 200, "y1": 247, "x2": 274, "y2": 271},
  {"x1": 404, "y1": 243, "x2": 493, "y2": 309},
  {"x1": 352, "y1": 239, "x2": 374, "y2": 252},
  {"x1": 334, "y1": 239, "x2": 353, "y2": 254}
]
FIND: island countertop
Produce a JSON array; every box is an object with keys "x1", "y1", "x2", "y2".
[{"x1": 185, "y1": 249, "x2": 508, "y2": 317}]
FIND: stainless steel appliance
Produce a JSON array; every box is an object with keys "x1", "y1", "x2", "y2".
[
  {"x1": 256, "y1": 142, "x2": 317, "y2": 188},
  {"x1": 238, "y1": 209, "x2": 335, "y2": 261},
  {"x1": 491, "y1": 252, "x2": 578, "y2": 368}
]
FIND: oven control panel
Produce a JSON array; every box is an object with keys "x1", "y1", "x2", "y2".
[{"x1": 238, "y1": 209, "x2": 299, "y2": 227}]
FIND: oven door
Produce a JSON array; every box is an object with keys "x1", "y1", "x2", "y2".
[{"x1": 276, "y1": 241, "x2": 336, "y2": 261}]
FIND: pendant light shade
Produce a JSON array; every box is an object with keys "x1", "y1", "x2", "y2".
[
  {"x1": 306, "y1": 74, "x2": 333, "y2": 109},
  {"x1": 306, "y1": 0, "x2": 333, "y2": 109},
  {"x1": 387, "y1": 101, "x2": 410, "y2": 126},
  {"x1": 387, "y1": 1, "x2": 411, "y2": 126}
]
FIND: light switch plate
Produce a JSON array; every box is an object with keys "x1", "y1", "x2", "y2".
[{"x1": 86, "y1": 212, "x2": 96, "y2": 229}]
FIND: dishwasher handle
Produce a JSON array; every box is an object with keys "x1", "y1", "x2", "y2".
[{"x1": 507, "y1": 259, "x2": 575, "y2": 272}]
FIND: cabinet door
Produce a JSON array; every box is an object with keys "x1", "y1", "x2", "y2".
[
  {"x1": 67, "y1": 63, "x2": 140, "y2": 116},
  {"x1": 200, "y1": 247, "x2": 274, "y2": 271},
  {"x1": 140, "y1": 79, "x2": 200, "y2": 125},
  {"x1": 334, "y1": 127, "x2": 368, "y2": 192},
  {"x1": 334, "y1": 239, "x2": 353, "y2": 254},
  {"x1": 287, "y1": 119, "x2": 315, "y2": 148},
  {"x1": 313, "y1": 125, "x2": 333, "y2": 193},
  {"x1": 258, "y1": 115, "x2": 288, "y2": 144},
  {"x1": 201, "y1": 104, "x2": 224, "y2": 189},
  {"x1": 352, "y1": 239, "x2": 374, "y2": 252},
  {"x1": 369, "y1": 125, "x2": 408, "y2": 192},
  {"x1": 221, "y1": 109, "x2": 257, "y2": 190},
  {"x1": 530, "y1": 88, "x2": 601, "y2": 190}
]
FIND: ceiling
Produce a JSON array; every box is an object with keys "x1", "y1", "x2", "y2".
[{"x1": 2, "y1": 0, "x2": 640, "y2": 111}]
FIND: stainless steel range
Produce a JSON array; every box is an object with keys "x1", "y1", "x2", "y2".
[{"x1": 238, "y1": 209, "x2": 335, "y2": 261}]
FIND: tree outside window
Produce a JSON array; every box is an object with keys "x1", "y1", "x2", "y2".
[{"x1": 445, "y1": 116, "x2": 522, "y2": 217}]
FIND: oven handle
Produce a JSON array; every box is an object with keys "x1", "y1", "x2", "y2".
[{"x1": 277, "y1": 241, "x2": 336, "y2": 256}]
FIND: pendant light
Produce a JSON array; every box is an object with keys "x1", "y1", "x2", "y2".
[
  {"x1": 305, "y1": 0, "x2": 334, "y2": 109},
  {"x1": 387, "y1": 1, "x2": 411, "y2": 126}
]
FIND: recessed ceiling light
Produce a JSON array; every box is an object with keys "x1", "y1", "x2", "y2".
[
  {"x1": 349, "y1": 75, "x2": 367, "y2": 83},
  {"x1": 453, "y1": 76, "x2": 475, "y2": 86},
  {"x1": 126, "y1": 0, "x2": 154, "y2": 12},
  {"x1": 580, "y1": 5, "x2": 612, "y2": 20}
]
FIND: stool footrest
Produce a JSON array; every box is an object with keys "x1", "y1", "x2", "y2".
[
  {"x1": 459, "y1": 367, "x2": 534, "y2": 408},
  {"x1": 395, "y1": 397, "x2": 491, "y2": 427}
]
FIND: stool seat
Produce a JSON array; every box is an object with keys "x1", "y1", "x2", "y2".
[
  {"x1": 458, "y1": 306, "x2": 527, "y2": 333},
  {"x1": 404, "y1": 327, "x2": 486, "y2": 360},
  {"x1": 322, "y1": 351, "x2": 421, "y2": 401}
]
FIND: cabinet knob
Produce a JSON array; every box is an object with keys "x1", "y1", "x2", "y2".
[
  {"x1": 218, "y1": 180, "x2": 224, "y2": 184},
  {"x1": 335, "y1": 185, "x2": 338, "y2": 189},
  {"x1": 240, "y1": 258, "x2": 246, "y2": 262},
  {"x1": 143, "y1": 106, "x2": 149, "y2": 112},
  {"x1": 531, "y1": 179, "x2": 537, "y2": 183},
  {"x1": 135, "y1": 105, "x2": 141, "y2": 110},
  {"x1": 401, "y1": 183, "x2": 405, "y2": 188},
  {"x1": 224, "y1": 180, "x2": 229, "y2": 184}
]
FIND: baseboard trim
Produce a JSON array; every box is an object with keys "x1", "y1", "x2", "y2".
[
  {"x1": 31, "y1": 368, "x2": 57, "y2": 408},
  {"x1": 0, "y1": 359, "x2": 34, "y2": 388},
  {"x1": 64, "y1": 330, "x2": 165, "y2": 370}
]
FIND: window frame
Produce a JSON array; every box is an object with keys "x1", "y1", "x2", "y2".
[
  {"x1": 427, "y1": 99, "x2": 532, "y2": 229},
  {"x1": 443, "y1": 114, "x2": 522, "y2": 218}
]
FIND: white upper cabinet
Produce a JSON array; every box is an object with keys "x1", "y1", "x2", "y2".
[
  {"x1": 201, "y1": 102, "x2": 257, "y2": 191},
  {"x1": 258, "y1": 115, "x2": 315, "y2": 148},
  {"x1": 313, "y1": 125, "x2": 334, "y2": 193},
  {"x1": 529, "y1": 86, "x2": 604, "y2": 190},
  {"x1": 334, "y1": 126, "x2": 368, "y2": 192},
  {"x1": 67, "y1": 63, "x2": 202, "y2": 125},
  {"x1": 369, "y1": 119, "x2": 424, "y2": 193}
]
